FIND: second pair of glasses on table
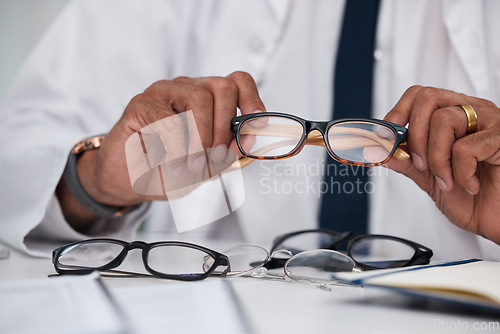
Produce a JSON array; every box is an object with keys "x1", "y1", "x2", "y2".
[
  {"x1": 52, "y1": 229, "x2": 432, "y2": 289},
  {"x1": 231, "y1": 112, "x2": 409, "y2": 168}
]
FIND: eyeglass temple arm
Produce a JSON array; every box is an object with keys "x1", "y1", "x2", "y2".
[
  {"x1": 100, "y1": 269, "x2": 155, "y2": 278},
  {"x1": 53, "y1": 265, "x2": 156, "y2": 278},
  {"x1": 234, "y1": 124, "x2": 409, "y2": 168},
  {"x1": 81, "y1": 268, "x2": 230, "y2": 279}
]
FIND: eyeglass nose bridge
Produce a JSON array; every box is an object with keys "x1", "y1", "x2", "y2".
[
  {"x1": 299, "y1": 121, "x2": 330, "y2": 152},
  {"x1": 327, "y1": 232, "x2": 354, "y2": 250},
  {"x1": 305, "y1": 121, "x2": 329, "y2": 134},
  {"x1": 127, "y1": 241, "x2": 148, "y2": 250}
]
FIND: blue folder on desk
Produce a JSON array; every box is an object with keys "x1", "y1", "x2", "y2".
[{"x1": 332, "y1": 259, "x2": 500, "y2": 312}]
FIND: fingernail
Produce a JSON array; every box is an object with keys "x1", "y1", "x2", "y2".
[
  {"x1": 465, "y1": 188, "x2": 476, "y2": 196},
  {"x1": 411, "y1": 153, "x2": 425, "y2": 170},
  {"x1": 435, "y1": 176, "x2": 448, "y2": 191},
  {"x1": 253, "y1": 109, "x2": 264, "y2": 114},
  {"x1": 210, "y1": 144, "x2": 228, "y2": 162},
  {"x1": 191, "y1": 156, "x2": 206, "y2": 172}
]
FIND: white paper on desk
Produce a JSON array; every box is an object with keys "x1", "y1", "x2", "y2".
[
  {"x1": 110, "y1": 279, "x2": 251, "y2": 334},
  {"x1": 0, "y1": 273, "x2": 125, "y2": 334}
]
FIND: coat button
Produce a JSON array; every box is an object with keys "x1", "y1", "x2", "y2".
[
  {"x1": 374, "y1": 49, "x2": 384, "y2": 61},
  {"x1": 248, "y1": 36, "x2": 264, "y2": 53}
]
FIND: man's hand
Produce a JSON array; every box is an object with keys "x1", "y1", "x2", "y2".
[
  {"x1": 57, "y1": 71, "x2": 266, "y2": 230},
  {"x1": 384, "y1": 85, "x2": 500, "y2": 244}
]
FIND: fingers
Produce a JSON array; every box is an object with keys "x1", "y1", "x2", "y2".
[
  {"x1": 385, "y1": 86, "x2": 468, "y2": 171},
  {"x1": 174, "y1": 72, "x2": 265, "y2": 155},
  {"x1": 383, "y1": 85, "x2": 421, "y2": 125},
  {"x1": 226, "y1": 71, "x2": 267, "y2": 115},
  {"x1": 426, "y1": 105, "x2": 471, "y2": 192},
  {"x1": 198, "y1": 76, "x2": 238, "y2": 158},
  {"x1": 137, "y1": 80, "x2": 214, "y2": 172},
  {"x1": 407, "y1": 89, "x2": 469, "y2": 172},
  {"x1": 452, "y1": 128, "x2": 500, "y2": 195},
  {"x1": 384, "y1": 85, "x2": 500, "y2": 196},
  {"x1": 167, "y1": 77, "x2": 216, "y2": 149}
]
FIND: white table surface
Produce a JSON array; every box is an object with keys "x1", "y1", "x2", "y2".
[{"x1": 1, "y1": 232, "x2": 499, "y2": 334}]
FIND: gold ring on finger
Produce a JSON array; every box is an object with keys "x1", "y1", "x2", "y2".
[{"x1": 458, "y1": 104, "x2": 478, "y2": 134}]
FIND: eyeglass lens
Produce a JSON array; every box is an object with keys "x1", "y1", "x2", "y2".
[
  {"x1": 57, "y1": 241, "x2": 125, "y2": 270},
  {"x1": 238, "y1": 116, "x2": 304, "y2": 158},
  {"x1": 238, "y1": 115, "x2": 397, "y2": 164},
  {"x1": 274, "y1": 231, "x2": 418, "y2": 270},
  {"x1": 326, "y1": 121, "x2": 396, "y2": 164},
  {"x1": 147, "y1": 245, "x2": 216, "y2": 275},
  {"x1": 349, "y1": 238, "x2": 416, "y2": 269},
  {"x1": 284, "y1": 249, "x2": 356, "y2": 285},
  {"x1": 203, "y1": 245, "x2": 269, "y2": 277},
  {"x1": 275, "y1": 231, "x2": 339, "y2": 253}
]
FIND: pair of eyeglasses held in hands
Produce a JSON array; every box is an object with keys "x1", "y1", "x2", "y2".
[
  {"x1": 231, "y1": 112, "x2": 409, "y2": 168},
  {"x1": 52, "y1": 229, "x2": 432, "y2": 290}
]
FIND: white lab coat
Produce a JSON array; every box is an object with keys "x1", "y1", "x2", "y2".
[{"x1": 1, "y1": 0, "x2": 499, "y2": 260}]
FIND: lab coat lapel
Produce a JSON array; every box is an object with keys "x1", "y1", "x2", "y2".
[
  {"x1": 265, "y1": 0, "x2": 292, "y2": 23},
  {"x1": 442, "y1": 0, "x2": 490, "y2": 96}
]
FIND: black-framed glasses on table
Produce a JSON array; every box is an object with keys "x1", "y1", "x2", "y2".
[
  {"x1": 264, "y1": 228, "x2": 433, "y2": 275},
  {"x1": 231, "y1": 112, "x2": 409, "y2": 168},
  {"x1": 51, "y1": 240, "x2": 278, "y2": 281},
  {"x1": 52, "y1": 240, "x2": 231, "y2": 281}
]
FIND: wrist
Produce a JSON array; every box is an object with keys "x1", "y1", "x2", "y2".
[
  {"x1": 62, "y1": 135, "x2": 139, "y2": 218},
  {"x1": 76, "y1": 149, "x2": 115, "y2": 206}
]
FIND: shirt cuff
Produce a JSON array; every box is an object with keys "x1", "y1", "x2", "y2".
[{"x1": 24, "y1": 194, "x2": 151, "y2": 257}]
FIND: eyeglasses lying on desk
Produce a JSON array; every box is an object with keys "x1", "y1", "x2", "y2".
[
  {"x1": 207, "y1": 229, "x2": 433, "y2": 290},
  {"x1": 264, "y1": 228, "x2": 433, "y2": 271},
  {"x1": 52, "y1": 230, "x2": 432, "y2": 290},
  {"x1": 231, "y1": 112, "x2": 409, "y2": 168},
  {"x1": 52, "y1": 240, "x2": 231, "y2": 281}
]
